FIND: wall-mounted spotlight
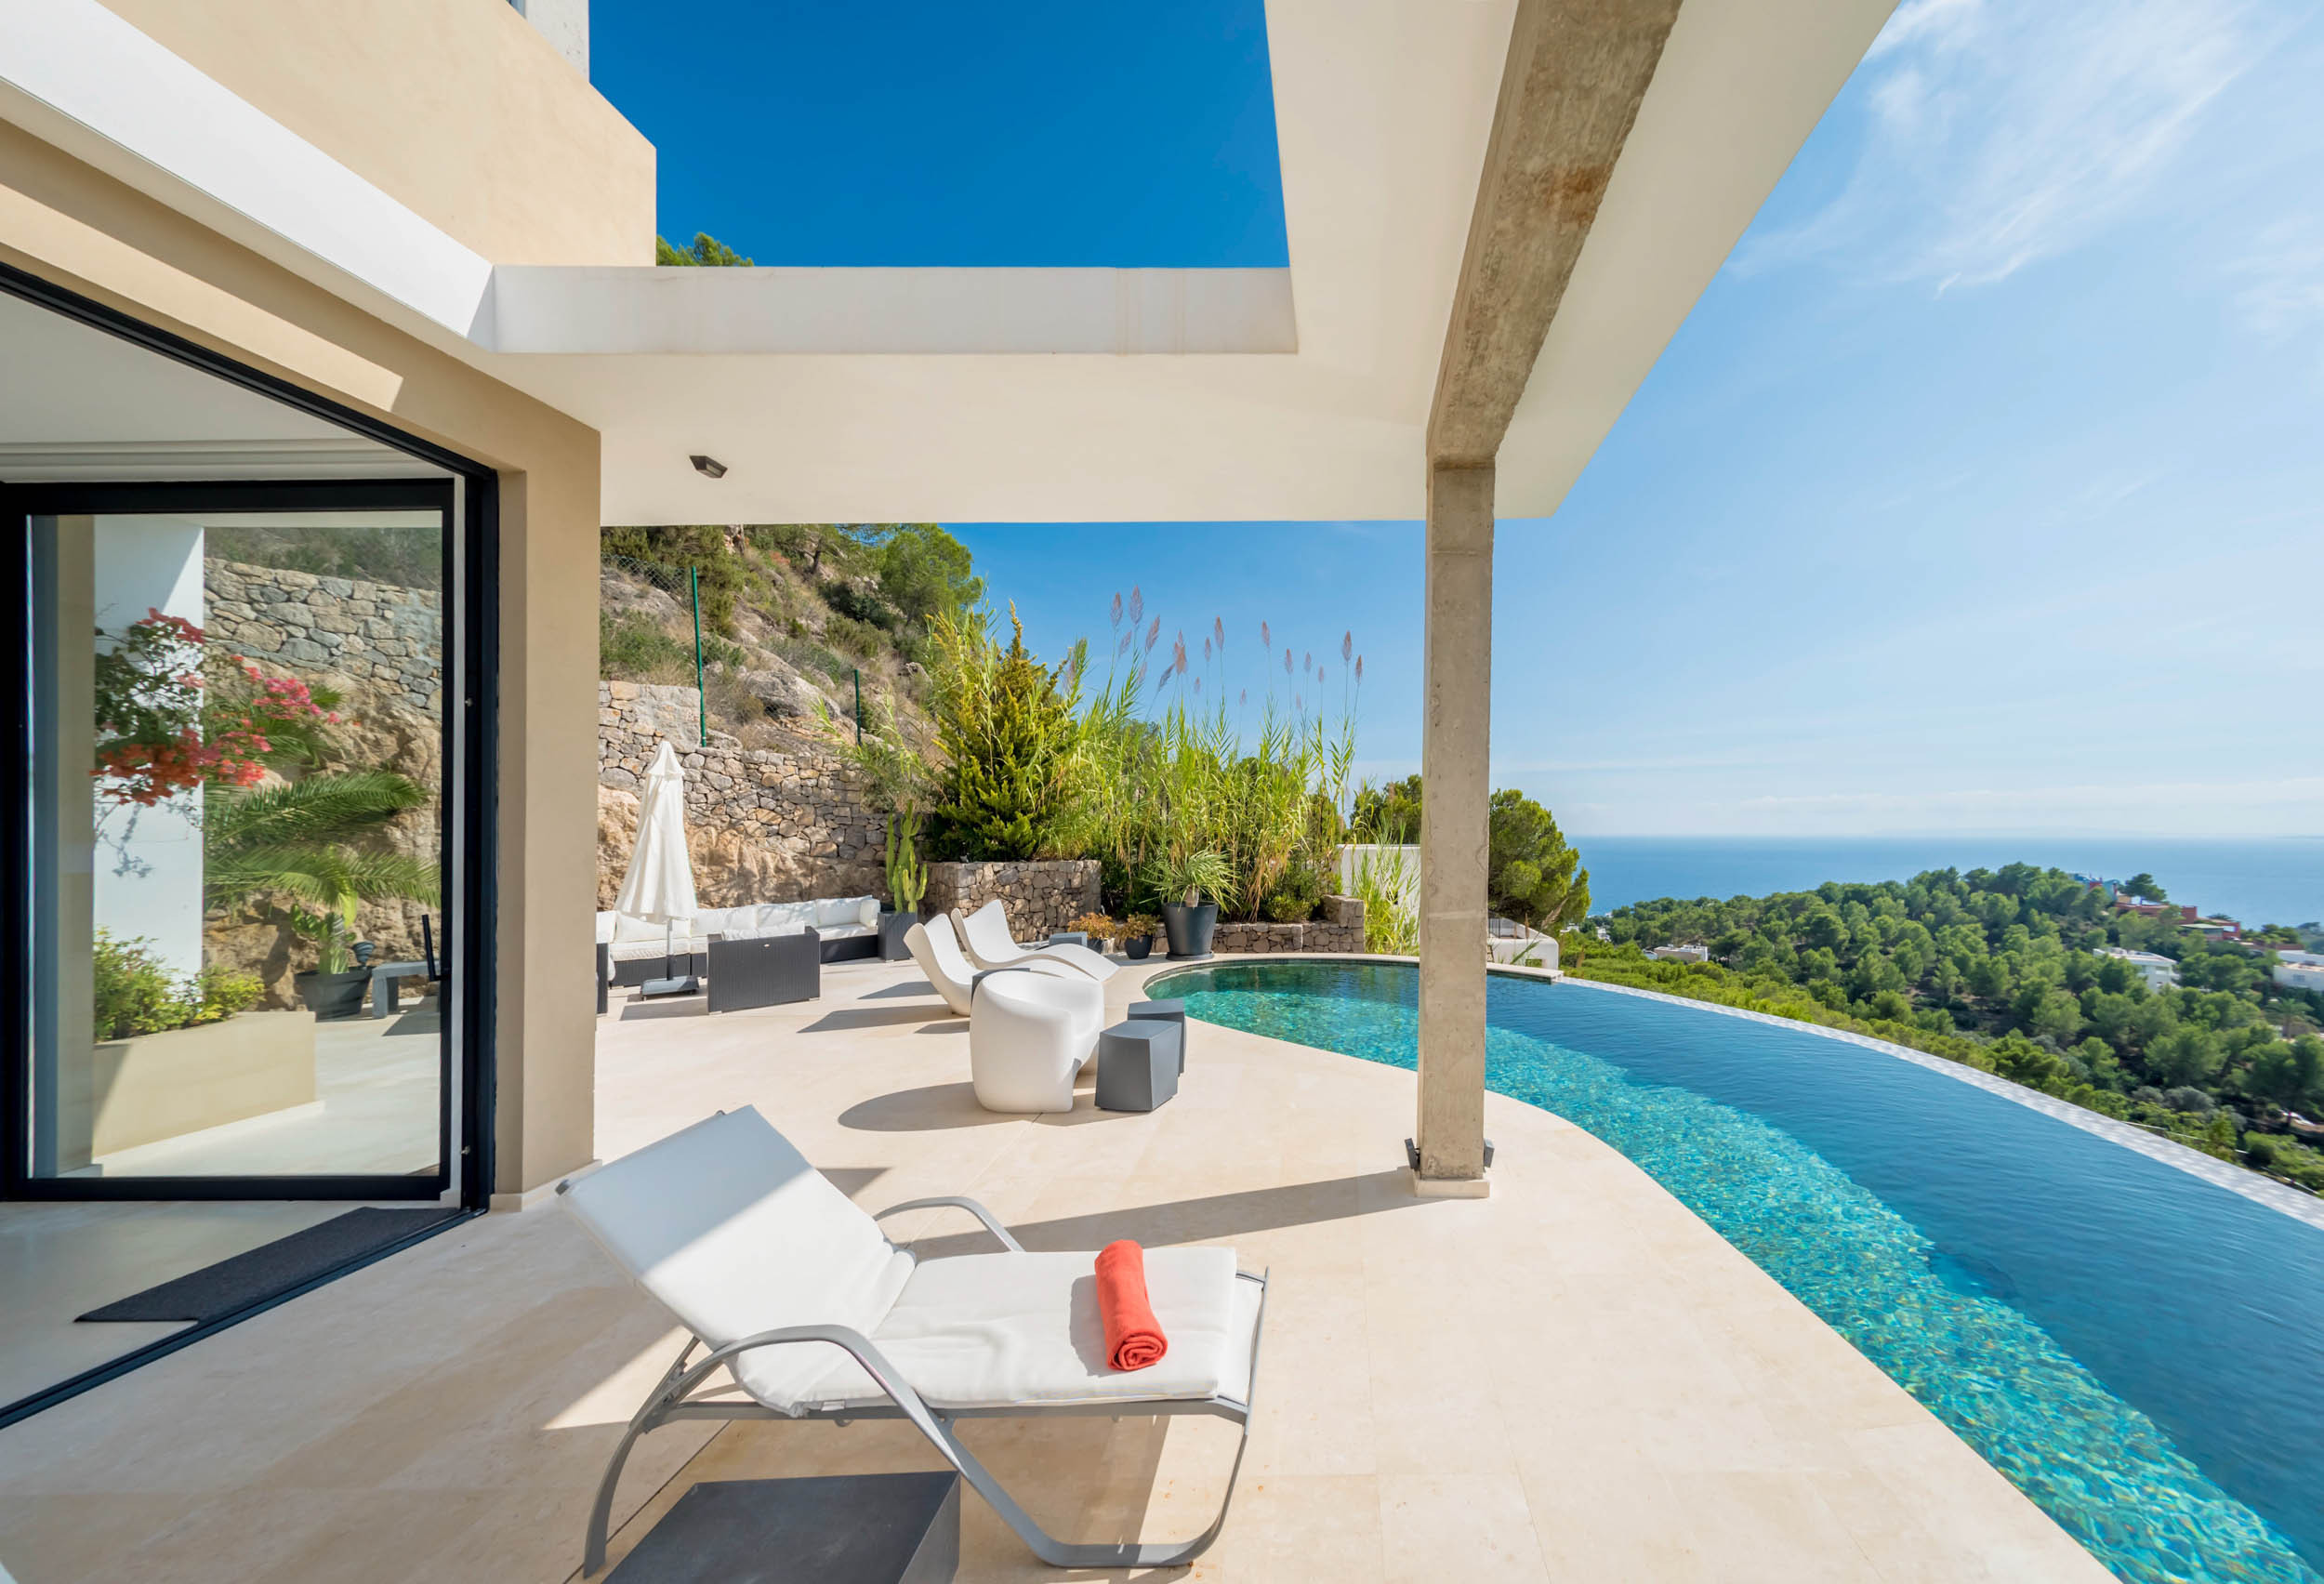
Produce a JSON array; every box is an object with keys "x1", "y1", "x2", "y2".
[{"x1": 690, "y1": 455, "x2": 727, "y2": 479}]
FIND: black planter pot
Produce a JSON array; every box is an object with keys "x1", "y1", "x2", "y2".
[
  {"x1": 878, "y1": 909, "x2": 918, "y2": 962},
  {"x1": 1161, "y1": 902, "x2": 1219, "y2": 960},
  {"x1": 1123, "y1": 935, "x2": 1154, "y2": 961},
  {"x1": 296, "y1": 968, "x2": 370, "y2": 1021}
]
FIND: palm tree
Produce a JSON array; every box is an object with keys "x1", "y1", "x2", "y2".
[{"x1": 205, "y1": 771, "x2": 438, "y2": 971}]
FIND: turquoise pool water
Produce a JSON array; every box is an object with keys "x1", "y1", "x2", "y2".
[{"x1": 1146, "y1": 959, "x2": 2324, "y2": 1584}]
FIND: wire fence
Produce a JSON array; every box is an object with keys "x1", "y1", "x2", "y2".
[
  {"x1": 601, "y1": 552, "x2": 707, "y2": 746},
  {"x1": 601, "y1": 550, "x2": 867, "y2": 746}
]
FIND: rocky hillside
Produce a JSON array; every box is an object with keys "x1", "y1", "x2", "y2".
[{"x1": 598, "y1": 523, "x2": 956, "y2": 758}]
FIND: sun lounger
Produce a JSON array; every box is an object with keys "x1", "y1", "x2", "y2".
[
  {"x1": 952, "y1": 899, "x2": 1118, "y2": 983},
  {"x1": 558, "y1": 1107, "x2": 1267, "y2": 1573},
  {"x1": 905, "y1": 912, "x2": 1083, "y2": 1017}
]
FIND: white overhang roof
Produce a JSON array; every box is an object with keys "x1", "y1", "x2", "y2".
[{"x1": 0, "y1": 0, "x2": 1894, "y2": 523}]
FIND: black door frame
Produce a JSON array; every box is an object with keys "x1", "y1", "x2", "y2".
[{"x1": 0, "y1": 261, "x2": 499, "y2": 1213}]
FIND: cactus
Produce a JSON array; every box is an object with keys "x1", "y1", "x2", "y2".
[{"x1": 886, "y1": 811, "x2": 927, "y2": 916}]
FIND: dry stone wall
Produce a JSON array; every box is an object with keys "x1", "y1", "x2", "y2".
[
  {"x1": 599, "y1": 681, "x2": 886, "y2": 908},
  {"x1": 1212, "y1": 894, "x2": 1366, "y2": 954},
  {"x1": 203, "y1": 558, "x2": 443, "y2": 714},
  {"x1": 922, "y1": 861, "x2": 1102, "y2": 940}
]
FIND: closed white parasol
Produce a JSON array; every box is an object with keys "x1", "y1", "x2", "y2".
[{"x1": 615, "y1": 741, "x2": 698, "y2": 991}]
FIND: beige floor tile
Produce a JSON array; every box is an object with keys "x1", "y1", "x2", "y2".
[
  {"x1": 0, "y1": 957, "x2": 2115, "y2": 1584},
  {"x1": 1378, "y1": 1472, "x2": 1549, "y2": 1583}
]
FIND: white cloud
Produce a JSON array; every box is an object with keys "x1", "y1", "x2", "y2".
[
  {"x1": 1743, "y1": 0, "x2": 2263, "y2": 288},
  {"x1": 2230, "y1": 216, "x2": 2324, "y2": 364},
  {"x1": 1863, "y1": 0, "x2": 1984, "y2": 62}
]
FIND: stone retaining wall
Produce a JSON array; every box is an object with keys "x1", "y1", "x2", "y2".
[
  {"x1": 922, "y1": 861, "x2": 1103, "y2": 939},
  {"x1": 599, "y1": 681, "x2": 885, "y2": 907},
  {"x1": 202, "y1": 558, "x2": 442, "y2": 714},
  {"x1": 1213, "y1": 893, "x2": 1366, "y2": 954}
]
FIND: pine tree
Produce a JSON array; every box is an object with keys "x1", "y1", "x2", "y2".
[{"x1": 936, "y1": 611, "x2": 1076, "y2": 859}]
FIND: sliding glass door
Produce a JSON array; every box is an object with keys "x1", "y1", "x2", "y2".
[{"x1": 11, "y1": 486, "x2": 470, "y2": 1198}]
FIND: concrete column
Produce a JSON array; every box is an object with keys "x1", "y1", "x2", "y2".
[
  {"x1": 1413, "y1": 463, "x2": 1493, "y2": 1195},
  {"x1": 492, "y1": 448, "x2": 605, "y2": 1205}
]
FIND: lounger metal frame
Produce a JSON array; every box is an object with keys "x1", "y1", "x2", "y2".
[{"x1": 574, "y1": 1195, "x2": 1269, "y2": 1576}]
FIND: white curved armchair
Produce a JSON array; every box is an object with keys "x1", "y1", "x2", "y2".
[
  {"x1": 971, "y1": 971, "x2": 1106, "y2": 1113},
  {"x1": 953, "y1": 900, "x2": 1119, "y2": 983},
  {"x1": 908, "y1": 914, "x2": 1080, "y2": 1017}
]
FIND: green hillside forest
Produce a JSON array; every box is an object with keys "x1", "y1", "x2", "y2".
[{"x1": 1574, "y1": 864, "x2": 2324, "y2": 1191}]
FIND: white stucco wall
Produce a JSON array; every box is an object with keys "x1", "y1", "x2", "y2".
[{"x1": 91, "y1": 515, "x2": 206, "y2": 984}]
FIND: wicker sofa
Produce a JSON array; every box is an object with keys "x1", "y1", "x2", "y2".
[{"x1": 595, "y1": 895, "x2": 886, "y2": 991}]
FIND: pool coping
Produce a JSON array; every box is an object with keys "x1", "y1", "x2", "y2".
[{"x1": 1142, "y1": 953, "x2": 2324, "y2": 1235}]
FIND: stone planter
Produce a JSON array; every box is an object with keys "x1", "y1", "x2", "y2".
[
  {"x1": 878, "y1": 909, "x2": 917, "y2": 962},
  {"x1": 1162, "y1": 902, "x2": 1219, "y2": 960},
  {"x1": 296, "y1": 968, "x2": 370, "y2": 1021},
  {"x1": 80, "y1": 1010, "x2": 318, "y2": 1156}
]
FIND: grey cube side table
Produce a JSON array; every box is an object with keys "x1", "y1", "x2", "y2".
[
  {"x1": 606, "y1": 1471, "x2": 957, "y2": 1582},
  {"x1": 1096, "y1": 1020, "x2": 1181, "y2": 1112},
  {"x1": 1128, "y1": 997, "x2": 1187, "y2": 1073}
]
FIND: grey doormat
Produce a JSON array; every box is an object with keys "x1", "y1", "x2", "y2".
[
  {"x1": 609, "y1": 1473, "x2": 959, "y2": 1584},
  {"x1": 78, "y1": 1207, "x2": 464, "y2": 1323}
]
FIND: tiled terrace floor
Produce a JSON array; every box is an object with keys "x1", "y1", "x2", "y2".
[{"x1": 0, "y1": 957, "x2": 2108, "y2": 1582}]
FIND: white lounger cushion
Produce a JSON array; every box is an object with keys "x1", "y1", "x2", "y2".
[
  {"x1": 798, "y1": 1247, "x2": 1250, "y2": 1413},
  {"x1": 559, "y1": 1110, "x2": 915, "y2": 1414}
]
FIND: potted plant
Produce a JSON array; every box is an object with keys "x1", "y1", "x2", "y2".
[
  {"x1": 292, "y1": 914, "x2": 372, "y2": 1021},
  {"x1": 1068, "y1": 912, "x2": 1119, "y2": 954},
  {"x1": 1120, "y1": 913, "x2": 1160, "y2": 961},
  {"x1": 1147, "y1": 851, "x2": 1234, "y2": 960},
  {"x1": 879, "y1": 811, "x2": 927, "y2": 961}
]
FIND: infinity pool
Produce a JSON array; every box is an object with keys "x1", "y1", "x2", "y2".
[{"x1": 1146, "y1": 959, "x2": 2324, "y2": 1584}]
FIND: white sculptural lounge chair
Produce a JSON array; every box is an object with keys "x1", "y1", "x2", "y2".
[
  {"x1": 970, "y1": 969, "x2": 1104, "y2": 1112},
  {"x1": 953, "y1": 899, "x2": 1119, "y2": 983},
  {"x1": 905, "y1": 913, "x2": 1081, "y2": 1017},
  {"x1": 560, "y1": 1107, "x2": 1267, "y2": 1575}
]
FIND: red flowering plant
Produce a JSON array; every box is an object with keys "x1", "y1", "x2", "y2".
[{"x1": 91, "y1": 611, "x2": 341, "y2": 808}]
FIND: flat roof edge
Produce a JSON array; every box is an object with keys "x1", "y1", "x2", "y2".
[{"x1": 480, "y1": 265, "x2": 1299, "y2": 356}]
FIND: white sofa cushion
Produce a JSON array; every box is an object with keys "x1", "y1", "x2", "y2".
[
  {"x1": 559, "y1": 1109, "x2": 916, "y2": 1417},
  {"x1": 755, "y1": 901, "x2": 815, "y2": 935},
  {"x1": 813, "y1": 895, "x2": 877, "y2": 930},
  {"x1": 612, "y1": 911, "x2": 677, "y2": 944},
  {"x1": 798, "y1": 1247, "x2": 1244, "y2": 1412},
  {"x1": 595, "y1": 912, "x2": 616, "y2": 945},
  {"x1": 857, "y1": 897, "x2": 882, "y2": 927},
  {"x1": 609, "y1": 937, "x2": 708, "y2": 963}
]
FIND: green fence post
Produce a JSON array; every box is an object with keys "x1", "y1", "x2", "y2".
[
  {"x1": 690, "y1": 563, "x2": 706, "y2": 746},
  {"x1": 852, "y1": 667, "x2": 863, "y2": 743}
]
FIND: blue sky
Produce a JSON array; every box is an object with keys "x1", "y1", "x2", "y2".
[{"x1": 599, "y1": 0, "x2": 2324, "y2": 839}]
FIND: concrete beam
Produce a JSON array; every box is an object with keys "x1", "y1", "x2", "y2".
[
  {"x1": 1427, "y1": 0, "x2": 1684, "y2": 467},
  {"x1": 1414, "y1": 464, "x2": 1495, "y2": 1191}
]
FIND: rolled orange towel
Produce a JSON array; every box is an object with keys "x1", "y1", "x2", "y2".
[{"x1": 1094, "y1": 1239, "x2": 1169, "y2": 1371}]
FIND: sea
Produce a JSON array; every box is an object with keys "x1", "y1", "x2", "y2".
[{"x1": 1578, "y1": 837, "x2": 2324, "y2": 931}]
